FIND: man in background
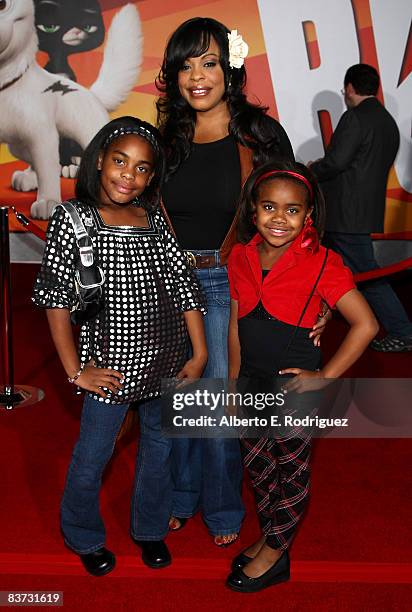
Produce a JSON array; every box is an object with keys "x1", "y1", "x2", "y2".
[{"x1": 311, "y1": 63, "x2": 412, "y2": 352}]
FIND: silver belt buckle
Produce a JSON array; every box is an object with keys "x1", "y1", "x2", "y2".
[{"x1": 185, "y1": 251, "x2": 197, "y2": 268}]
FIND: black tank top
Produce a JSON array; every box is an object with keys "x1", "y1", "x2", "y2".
[
  {"x1": 239, "y1": 270, "x2": 321, "y2": 376},
  {"x1": 162, "y1": 135, "x2": 241, "y2": 250}
]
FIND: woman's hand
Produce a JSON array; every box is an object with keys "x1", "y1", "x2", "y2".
[
  {"x1": 176, "y1": 354, "x2": 207, "y2": 380},
  {"x1": 76, "y1": 362, "x2": 124, "y2": 399},
  {"x1": 279, "y1": 368, "x2": 331, "y2": 394},
  {"x1": 309, "y1": 306, "x2": 332, "y2": 346}
]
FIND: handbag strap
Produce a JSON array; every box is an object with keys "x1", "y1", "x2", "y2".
[
  {"x1": 282, "y1": 248, "x2": 329, "y2": 363},
  {"x1": 160, "y1": 201, "x2": 177, "y2": 239},
  {"x1": 60, "y1": 201, "x2": 94, "y2": 267}
]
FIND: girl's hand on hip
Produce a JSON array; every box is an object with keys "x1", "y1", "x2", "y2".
[
  {"x1": 76, "y1": 364, "x2": 124, "y2": 399},
  {"x1": 176, "y1": 354, "x2": 207, "y2": 380},
  {"x1": 279, "y1": 368, "x2": 330, "y2": 394}
]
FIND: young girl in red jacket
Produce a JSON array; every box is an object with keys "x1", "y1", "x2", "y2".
[{"x1": 226, "y1": 160, "x2": 378, "y2": 592}]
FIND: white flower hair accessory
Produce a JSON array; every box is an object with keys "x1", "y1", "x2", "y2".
[{"x1": 227, "y1": 29, "x2": 249, "y2": 69}]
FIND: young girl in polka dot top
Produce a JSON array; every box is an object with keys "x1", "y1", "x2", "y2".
[{"x1": 33, "y1": 116, "x2": 207, "y2": 576}]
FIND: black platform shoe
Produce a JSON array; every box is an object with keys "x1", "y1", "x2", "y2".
[
  {"x1": 134, "y1": 539, "x2": 171, "y2": 569},
  {"x1": 79, "y1": 547, "x2": 115, "y2": 577},
  {"x1": 226, "y1": 550, "x2": 290, "y2": 593},
  {"x1": 231, "y1": 550, "x2": 254, "y2": 572}
]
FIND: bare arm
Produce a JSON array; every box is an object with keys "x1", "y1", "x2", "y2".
[
  {"x1": 46, "y1": 308, "x2": 123, "y2": 399},
  {"x1": 228, "y1": 299, "x2": 241, "y2": 379},
  {"x1": 46, "y1": 309, "x2": 82, "y2": 378},
  {"x1": 281, "y1": 289, "x2": 378, "y2": 391},
  {"x1": 319, "y1": 289, "x2": 378, "y2": 377},
  {"x1": 176, "y1": 310, "x2": 208, "y2": 379}
]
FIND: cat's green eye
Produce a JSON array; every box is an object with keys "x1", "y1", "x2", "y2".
[
  {"x1": 38, "y1": 24, "x2": 61, "y2": 33},
  {"x1": 83, "y1": 25, "x2": 98, "y2": 33}
]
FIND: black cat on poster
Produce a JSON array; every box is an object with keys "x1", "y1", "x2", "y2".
[
  {"x1": 34, "y1": 0, "x2": 106, "y2": 81},
  {"x1": 34, "y1": 0, "x2": 106, "y2": 165}
]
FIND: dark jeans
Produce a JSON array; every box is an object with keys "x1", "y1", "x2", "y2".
[
  {"x1": 324, "y1": 232, "x2": 412, "y2": 338},
  {"x1": 61, "y1": 394, "x2": 172, "y2": 554},
  {"x1": 171, "y1": 257, "x2": 245, "y2": 535}
]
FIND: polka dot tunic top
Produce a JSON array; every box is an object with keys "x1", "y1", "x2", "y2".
[{"x1": 33, "y1": 201, "x2": 207, "y2": 404}]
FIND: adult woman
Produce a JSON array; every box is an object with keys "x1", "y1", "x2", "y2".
[{"x1": 156, "y1": 17, "x2": 303, "y2": 545}]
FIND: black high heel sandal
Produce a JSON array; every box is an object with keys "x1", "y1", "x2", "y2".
[
  {"x1": 213, "y1": 534, "x2": 238, "y2": 547},
  {"x1": 169, "y1": 516, "x2": 188, "y2": 531}
]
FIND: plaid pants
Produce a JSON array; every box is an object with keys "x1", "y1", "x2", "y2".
[{"x1": 241, "y1": 433, "x2": 311, "y2": 550}]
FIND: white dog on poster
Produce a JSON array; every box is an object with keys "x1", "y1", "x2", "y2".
[{"x1": 0, "y1": 0, "x2": 142, "y2": 219}]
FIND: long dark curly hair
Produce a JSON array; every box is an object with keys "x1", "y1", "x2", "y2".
[{"x1": 156, "y1": 17, "x2": 293, "y2": 178}]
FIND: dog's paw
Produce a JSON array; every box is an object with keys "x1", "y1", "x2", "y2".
[
  {"x1": 12, "y1": 167, "x2": 38, "y2": 192},
  {"x1": 30, "y1": 199, "x2": 58, "y2": 220},
  {"x1": 61, "y1": 158, "x2": 80, "y2": 179}
]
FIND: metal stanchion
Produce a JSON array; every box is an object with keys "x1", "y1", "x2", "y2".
[{"x1": 0, "y1": 206, "x2": 44, "y2": 409}]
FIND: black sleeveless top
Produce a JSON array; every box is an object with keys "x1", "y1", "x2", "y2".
[
  {"x1": 162, "y1": 135, "x2": 241, "y2": 250},
  {"x1": 238, "y1": 271, "x2": 321, "y2": 376}
]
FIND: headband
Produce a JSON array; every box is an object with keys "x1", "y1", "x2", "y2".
[
  {"x1": 103, "y1": 126, "x2": 160, "y2": 155},
  {"x1": 254, "y1": 170, "x2": 314, "y2": 201}
]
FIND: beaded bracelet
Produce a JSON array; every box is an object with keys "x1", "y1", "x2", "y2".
[{"x1": 68, "y1": 364, "x2": 85, "y2": 384}]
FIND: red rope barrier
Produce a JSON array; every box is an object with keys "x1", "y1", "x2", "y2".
[
  {"x1": 9, "y1": 206, "x2": 412, "y2": 283},
  {"x1": 354, "y1": 257, "x2": 412, "y2": 283},
  {"x1": 354, "y1": 232, "x2": 412, "y2": 281},
  {"x1": 371, "y1": 231, "x2": 412, "y2": 241},
  {"x1": 11, "y1": 207, "x2": 46, "y2": 241}
]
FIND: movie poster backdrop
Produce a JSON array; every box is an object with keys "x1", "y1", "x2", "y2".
[{"x1": 0, "y1": 0, "x2": 410, "y2": 249}]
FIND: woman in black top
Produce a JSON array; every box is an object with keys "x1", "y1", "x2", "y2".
[{"x1": 157, "y1": 17, "x2": 295, "y2": 545}]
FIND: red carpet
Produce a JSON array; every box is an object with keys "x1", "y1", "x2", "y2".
[{"x1": 0, "y1": 264, "x2": 411, "y2": 610}]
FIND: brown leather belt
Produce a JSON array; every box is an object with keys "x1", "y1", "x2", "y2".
[{"x1": 185, "y1": 251, "x2": 221, "y2": 269}]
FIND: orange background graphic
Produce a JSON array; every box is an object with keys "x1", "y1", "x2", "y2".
[{"x1": 0, "y1": 0, "x2": 410, "y2": 233}]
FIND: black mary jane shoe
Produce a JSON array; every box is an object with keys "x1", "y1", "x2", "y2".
[
  {"x1": 231, "y1": 550, "x2": 254, "y2": 572},
  {"x1": 79, "y1": 547, "x2": 116, "y2": 577},
  {"x1": 226, "y1": 550, "x2": 290, "y2": 593},
  {"x1": 134, "y1": 539, "x2": 171, "y2": 569}
]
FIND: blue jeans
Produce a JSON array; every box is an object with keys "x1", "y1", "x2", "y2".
[
  {"x1": 324, "y1": 232, "x2": 412, "y2": 338},
  {"x1": 171, "y1": 255, "x2": 245, "y2": 535},
  {"x1": 61, "y1": 394, "x2": 172, "y2": 554}
]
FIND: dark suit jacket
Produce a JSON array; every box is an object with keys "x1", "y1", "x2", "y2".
[{"x1": 311, "y1": 97, "x2": 399, "y2": 233}]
